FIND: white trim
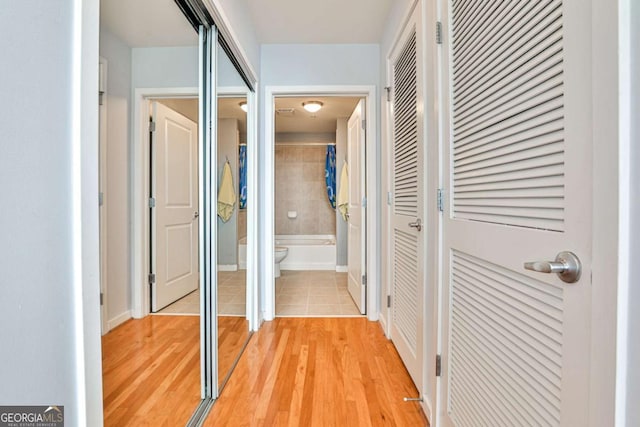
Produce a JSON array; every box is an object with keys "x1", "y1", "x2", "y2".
[
  {"x1": 217, "y1": 264, "x2": 238, "y2": 272},
  {"x1": 76, "y1": 0, "x2": 102, "y2": 423},
  {"x1": 615, "y1": 2, "x2": 632, "y2": 426},
  {"x1": 263, "y1": 85, "x2": 379, "y2": 322},
  {"x1": 107, "y1": 310, "x2": 132, "y2": 330},
  {"x1": 281, "y1": 263, "x2": 336, "y2": 271},
  {"x1": 203, "y1": 0, "x2": 259, "y2": 86},
  {"x1": 336, "y1": 265, "x2": 348, "y2": 273},
  {"x1": 131, "y1": 87, "x2": 199, "y2": 319},
  {"x1": 589, "y1": 0, "x2": 623, "y2": 424},
  {"x1": 246, "y1": 87, "x2": 260, "y2": 331},
  {"x1": 98, "y1": 56, "x2": 109, "y2": 336}
]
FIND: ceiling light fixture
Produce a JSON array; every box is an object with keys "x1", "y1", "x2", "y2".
[
  {"x1": 302, "y1": 101, "x2": 323, "y2": 113},
  {"x1": 239, "y1": 101, "x2": 248, "y2": 112}
]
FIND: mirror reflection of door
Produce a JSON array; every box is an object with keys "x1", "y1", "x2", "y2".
[
  {"x1": 216, "y1": 45, "x2": 251, "y2": 392},
  {"x1": 150, "y1": 100, "x2": 199, "y2": 313},
  {"x1": 99, "y1": 0, "x2": 205, "y2": 424}
]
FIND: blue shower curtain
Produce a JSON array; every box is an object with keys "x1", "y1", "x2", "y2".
[
  {"x1": 325, "y1": 145, "x2": 336, "y2": 209},
  {"x1": 239, "y1": 145, "x2": 247, "y2": 209}
]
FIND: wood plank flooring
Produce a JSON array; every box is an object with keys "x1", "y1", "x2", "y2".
[
  {"x1": 102, "y1": 315, "x2": 201, "y2": 427},
  {"x1": 204, "y1": 318, "x2": 429, "y2": 426}
]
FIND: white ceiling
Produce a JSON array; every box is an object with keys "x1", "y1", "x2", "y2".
[
  {"x1": 218, "y1": 97, "x2": 248, "y2": 131},
  {"x1": 101, "y1": 0, "x2": 393, "y2": 47},
  {"x1": 275, "y1": 97, "x2": 361, "y2": 133},
  {"x1": 100, "y1": 0, "x2": 197, "y2": 47}
]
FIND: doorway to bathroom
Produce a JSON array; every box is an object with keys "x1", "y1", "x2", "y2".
[{"x1": 268, "y1": 94, "x2": 367, "y2": 317}]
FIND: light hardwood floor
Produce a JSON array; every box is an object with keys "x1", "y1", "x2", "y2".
[
  {"x1": 102, "y1": 316, "x2": 201, "y2": 427},
  {"x1": 204, "y1": 318, "x2": 429, "y2": 426},
  {"x1": 103, "y1": 317, "x2": 428, "y2": 426}
]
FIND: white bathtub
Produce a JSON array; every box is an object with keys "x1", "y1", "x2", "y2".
[{"x1": 238, "y1": 235, "x2": 336, "y2": 271}]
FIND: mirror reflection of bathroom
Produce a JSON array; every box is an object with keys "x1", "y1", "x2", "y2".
[
  {"x1": 216, "y1": 45, "x2": 251, "y2": 392},
  {"x1": 274, "y1": 96, "x2": 366, "y2": 317}
]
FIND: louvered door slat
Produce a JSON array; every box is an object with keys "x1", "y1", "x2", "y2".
[
  {"x1": 393, "y1": 26, "x2": 419, "y2": 218},
  {"x1": 451, "y1": 0, "x2": 566, "y2": 235},
  {"x1": 454, "y1": 1, "x2": 555, "y2": 80},
  {"x1": 455, "y1": 23, "x2": 562, "y2": 110},
  {"x1": 455, "y1": 55, "x2": 562, "y2": 127}
]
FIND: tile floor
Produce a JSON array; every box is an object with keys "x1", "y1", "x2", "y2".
[
  {"x1": 157, "y1": 270, "x2": 361, "y2": 317},
  {"x1": 156, "y1": 288, "x2": 200, "y2": 315},
  {"x1": 275, "y1": 270, "x2": 362, "y2": 317}
]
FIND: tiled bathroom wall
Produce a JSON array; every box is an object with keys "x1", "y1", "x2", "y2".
[{"x1": 275, "y1": 145, "x2": 336, "y2": 235}]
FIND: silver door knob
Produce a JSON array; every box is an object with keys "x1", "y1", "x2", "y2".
[
  {"x1": 345, "y1": 212, "x2": 350, "y2": 220},
  {"x1": 193, "y1": 211, "x2": 199, "y2": 219},
  {"x1": 408, "y1": 218, "x2": 422, "y2": 231},
  {"x1": 524, "y1": 251, "x2": 581, "y2": 283}
]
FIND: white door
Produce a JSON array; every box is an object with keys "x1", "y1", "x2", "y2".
[
  {"x1": 389, "y1": 6, "x2": 425, "y2": 391},
  {"x1": 347, "y1": 100, "x2": 366, "y2": 314},
  {"x1": 438, "y1": 1, "x2": 593, "y2": 425},
  {"x1": 151, "y1": 101, "x2": 199, "y2": 312}
]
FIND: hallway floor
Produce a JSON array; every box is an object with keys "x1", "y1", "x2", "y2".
[
  {"x1": 276, "y1": 270, "x2": 362, "y2": 316},
  {"x1": 203, "y1": 317, "x2": 428, "y2": 426}
]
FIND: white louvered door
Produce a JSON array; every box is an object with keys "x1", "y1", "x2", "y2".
[
  {"x1": 439, "y1": 1, "x2": 593, "y2": 426},
  {"x1": 389, "y1": 6, "x2": 425, "y2": 391}
]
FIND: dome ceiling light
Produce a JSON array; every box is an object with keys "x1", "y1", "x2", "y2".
[{"x1": 302, "y1": 101, "x2": 323, "y2": 113}]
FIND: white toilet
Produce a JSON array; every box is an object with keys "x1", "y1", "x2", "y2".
[{"x1": 274, "y1": 246, "x2": 289, "y2": 278}]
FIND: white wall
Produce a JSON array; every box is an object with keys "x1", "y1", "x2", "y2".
[
  {"x1": 259, "y1": 44, "x2": 380, "y2": 317},
  {"x1": 0, "y1": 0, "x2": 102, "y2": 425},
  {"x1": 132, "y1": 46, "x2": 199, "y2": 89},
  {"x1": 100, "y1": 28, "x2": 132, "y2": 328}
]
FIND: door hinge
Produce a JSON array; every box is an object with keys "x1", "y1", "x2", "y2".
[
  {"x1": 362, "y1": 196, "x2": 367, "y2": 208},
  {"x1": 99, "y1": 192, "x2": 104, "y2": 207},
  {"x1": 149, "y1": 121, "x2": 156, "y2": 132},
  {"x1": 437, "y1": 188, "x2": 444, "y2": 212},
  {"x1": 362, "y1": 274, "x2": 367, "y2": 286},
  {"x1": 436, "y1": 21, "x2": 443, "y2": 44},
  {"x1": 387, "y1": 295, "x2": 391, "y2": 308},
  {"x1": 384, "y1": 86, "x2": 392, "y2": 102},
  {"x1": 436, "y1": 354, "x2": 442, "y2": 377},
  {"x1": 149, "y1": 197, "x2": 156, "y2": 208},
  {"x1": 100, "y1": 292, "x2": 104, "y2": 306},
  {"x1": 387, "y1": 191, "x2": 393, "y2": 206},
  {"x1": 98, "y1": 92, "x2": 104, "y2": 106},
  {"x1": 361, "y1": 119, "x2": 366, "y2": 130},
  {"x1": 148, "y1": 273, "x2": 156, "y2": 284}
]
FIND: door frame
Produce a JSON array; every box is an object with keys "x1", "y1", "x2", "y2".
[
  {"x1": 98, "y1": 56, "x2": 109, "y2": 335},
  {"x1": 382, "y1": 0, "x2": 440, "y2": 420},
  {"x1": 131, "y1": 86, "x2": 259, "y2": 330},
  {"x1": 132, "y1": 87, "x2": 198, "y2": 319},
  {"x1": 262, "y1": 85, "x2": 378, "y2": 321}
]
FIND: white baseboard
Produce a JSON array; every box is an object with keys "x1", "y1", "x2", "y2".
[
  {"x1": 378, "y1": 312, "x2": 389, "y2": 338},
  {"x1": 335, "y1": 265, "x2": 348, "y2": 273},
  {"x1": 108, "y1": 310, "x2": 132, "y2": 331},
  {"x1": 218, "y1": 264, "x2": 238, "y2": 272}
]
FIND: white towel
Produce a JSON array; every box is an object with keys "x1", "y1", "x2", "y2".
[
  {"x1": 337, "y1": 162, "x2": 349, "y2": 221},
  {"x1": 217, "y1": 162, "x2": 236, "y2": 222}
]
